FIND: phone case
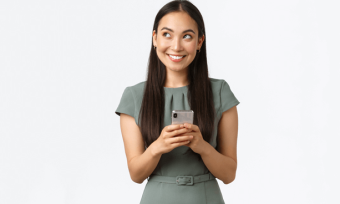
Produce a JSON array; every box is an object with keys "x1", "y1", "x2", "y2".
[{"x1": 171, "y1": 110, "x2": 194, "y2": 125}]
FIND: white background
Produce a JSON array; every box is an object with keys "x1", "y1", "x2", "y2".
[{"x1": 1, "y1": 0, "x2": 339, "y2": 203}]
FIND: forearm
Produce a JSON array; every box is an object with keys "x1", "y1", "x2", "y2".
[
  {"x1": 128, "y1": 143, "x2": 162, "y2": 184},
  {"x1": 200, "y1": 142, "x2": 237, "y2": 184}
]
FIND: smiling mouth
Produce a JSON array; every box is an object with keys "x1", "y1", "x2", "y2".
[{"x1": 167, "y1": 54, "x2": 186, "y2": 59}]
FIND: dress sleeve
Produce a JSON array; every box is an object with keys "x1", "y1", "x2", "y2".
[
  {"x1": 219, "y1": 80, "x2": 240, "y2": 114},
  {"x1": 115, "y1": 87, "x2": 135, "y2": 118}
]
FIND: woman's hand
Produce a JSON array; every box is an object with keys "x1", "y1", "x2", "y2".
[
  {"x1": 179, "y1": 123, "x2": 210, "y2": 155},
  {"x1": 153, "y1": 124, "x2": 194, "y2": 155}
]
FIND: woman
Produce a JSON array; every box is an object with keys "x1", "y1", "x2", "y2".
[{"x1": 115, "y1": 0, "x2": 240, "y2": 203}]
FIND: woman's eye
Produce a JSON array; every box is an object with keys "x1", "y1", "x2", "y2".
[
  {"x1": 163, "y1": 32, "x2": 170, "y2": 37},
  {"x1": 184, "y1": 34, "x2": 192, "y2": 39},
  {"x1": 162, "y1": 33, "x2": 191, "y2": 39}
]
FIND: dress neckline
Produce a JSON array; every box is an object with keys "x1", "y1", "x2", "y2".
[
  {"x1": 163, "y1": 85, "x2": 189, "y2": 92},
  {"x1": 163, "y1": 85, "x2": 188, "y2": 89},
  {"x1": 163, "y1": 85, "x2": 189, "y2": 91}
]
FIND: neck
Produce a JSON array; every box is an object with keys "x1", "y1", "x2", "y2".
[{"x1": 164, "y1": 67, "x2": 189, "y2": 88}]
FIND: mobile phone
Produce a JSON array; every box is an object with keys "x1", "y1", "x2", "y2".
[{"x1": 171, "y1": 110, "x2": 194, "y2": 125}]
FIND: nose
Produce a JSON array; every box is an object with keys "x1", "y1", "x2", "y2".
[{"x1": 171, "y1": 37, "x2": 183, "y2": 51}]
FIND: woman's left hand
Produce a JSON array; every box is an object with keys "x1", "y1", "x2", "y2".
[{"x1": 181, "y1": 123, "x2": 209, "y2": 155}]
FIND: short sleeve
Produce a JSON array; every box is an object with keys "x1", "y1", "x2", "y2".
[
  {"x1": 115, "y1": 87, "x2": 135, "y2": 119},
  {"x1": 219, "y1": 80, "x2": 240, "y2": 114}
]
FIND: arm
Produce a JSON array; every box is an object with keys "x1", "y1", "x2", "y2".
[
  {"x1": 200, "y1": 106, "x2": 239, "y2": 184},
  {"x1": 120, "y1": 113, "x2": 161, "y2": 184}
]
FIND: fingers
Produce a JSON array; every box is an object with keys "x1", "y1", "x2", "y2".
[
  {"x1": 159, "y1": 125, "x2": 193, "y2": 153},
  {"x1": 166, "y1": 124, "x2": 183, "y2": 132},
  {"x1": 182, "y1": 123, "x2": 197, "y2": 132},
  {"x1": 168, "y1": 127, "x2": 189, "y2": 138},
  {"x1": 177, "y1": 140, "x2": 190, "y2": 146},
  {"x1": 168, "y1": 135, "x2": 192, "y2": 144},
  {"x1": 171, "y1": 139, "x2": 191, "y2": 148}
]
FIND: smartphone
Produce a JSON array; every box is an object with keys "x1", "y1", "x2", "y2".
[{"x1": 171, "y1": 110, "x2": 194, "y2": 125}]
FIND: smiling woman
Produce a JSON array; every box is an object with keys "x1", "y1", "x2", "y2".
[
  {"x1": 152, "y1": 11, "x2": 204, "y2": 78},
  {"x1": 115, "y1": 1, "x2": 240, "y2": 204}
]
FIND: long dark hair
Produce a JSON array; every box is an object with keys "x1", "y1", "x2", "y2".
[{"x1": 138, "y1": 0, "x2": 216, "y2": 159}]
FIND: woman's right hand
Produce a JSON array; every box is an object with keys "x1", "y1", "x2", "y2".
[{"x1": 153, "y1": 124, "x2": 193, "y2": 155}]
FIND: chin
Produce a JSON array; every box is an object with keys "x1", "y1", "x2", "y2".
[{"x1": 167, "y1": 66, "x2": 188, "y2": 71}]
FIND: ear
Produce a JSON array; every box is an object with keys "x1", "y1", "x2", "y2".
[
  {"x1": 197, "y1": 34, "x2": 205, "y2": 50},
  {"x1": 152, "y1": 30, "x2": 157, "y2": 47}
]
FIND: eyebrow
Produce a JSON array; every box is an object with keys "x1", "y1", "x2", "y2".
[{"x1": 161, "y1": 27, "x2": 196, "y2": 34}]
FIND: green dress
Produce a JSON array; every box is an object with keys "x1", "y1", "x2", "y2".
[{"x1": 115, "y1": 77, "x2": 240, "y2": 204}]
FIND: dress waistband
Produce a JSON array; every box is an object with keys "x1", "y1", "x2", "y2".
[{"x1": 147, "y1": 172, "x2": 216, "y2": 186}]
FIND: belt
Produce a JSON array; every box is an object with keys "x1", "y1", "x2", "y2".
[{"x1": 147, "y1": 172, "x2": 216, "y2": 186}]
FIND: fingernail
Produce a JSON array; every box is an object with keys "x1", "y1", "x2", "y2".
[{"x1": 180, "y1": 125, "x2": 183, "y2": 128}]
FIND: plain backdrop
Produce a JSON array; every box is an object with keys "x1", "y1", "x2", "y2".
[{"x1": 0, "y1": 0, "x2": 339, "y2": 203}]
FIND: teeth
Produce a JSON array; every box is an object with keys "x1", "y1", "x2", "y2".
[{"x1": 169, "y1": 54, "x2": 184, "y2": 59}]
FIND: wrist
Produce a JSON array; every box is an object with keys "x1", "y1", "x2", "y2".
[
  {"x1": 200, "y1": 141, "x2": 212, "y2": 157},
  {"x1": 149, "y1": 142, "x2": 161, "y2": 157}
]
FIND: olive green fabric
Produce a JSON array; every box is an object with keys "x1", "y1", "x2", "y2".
[{"x1": 115, "y1": 77, "x2": 240, "y2": 204}]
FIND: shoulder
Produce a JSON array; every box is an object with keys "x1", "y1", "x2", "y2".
[
  {"x1": 209, "y1": 77, "x2": 227, "y2": 92},
  {"x1": 209, "y1": 77, "x2": 240, "y2": 114},
  {"x1": 127, "y1": 81, "x2": 146, "y2": 92},
  {"x1": 125, "y1": 81, "x2": 146, "y2": 102}
]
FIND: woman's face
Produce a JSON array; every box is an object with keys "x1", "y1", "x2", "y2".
[{"x1": 153, "y1": 11, "x2": 204, "y2": 72}]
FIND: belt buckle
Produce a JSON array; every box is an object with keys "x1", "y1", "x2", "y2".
[{"x1": 176, "y1": 176, "x2": 194, "y2": 186}]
